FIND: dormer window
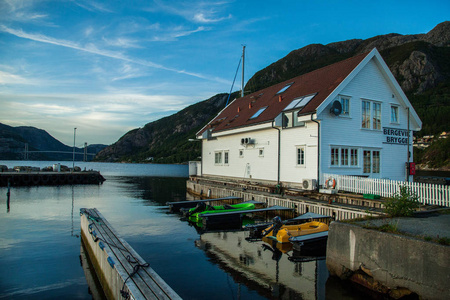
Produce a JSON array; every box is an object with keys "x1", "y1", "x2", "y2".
[{"x1": 276, "y1": 83, "x2": 293, "y2": 94}]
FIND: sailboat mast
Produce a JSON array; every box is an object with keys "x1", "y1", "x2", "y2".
[{"x1": 241, "y1": 45, "x2": 245, "y2": 97}]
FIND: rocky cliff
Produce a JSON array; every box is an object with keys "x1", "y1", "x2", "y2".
[{"x1": 95, "y1": 93, "x2": 232, "y2": 163}]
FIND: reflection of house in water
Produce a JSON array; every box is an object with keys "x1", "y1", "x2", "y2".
[{"x1": 195, "y1": 231, "x2": 328, "y2": 300}]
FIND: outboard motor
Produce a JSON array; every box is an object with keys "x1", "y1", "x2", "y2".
[{"x1": 262, "y1": 216, "x2": 284, "y2": 237}]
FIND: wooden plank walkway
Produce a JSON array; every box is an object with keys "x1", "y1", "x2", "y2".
[{"x1": 80, "y1": 208, "x2": 181, "y2": 300}]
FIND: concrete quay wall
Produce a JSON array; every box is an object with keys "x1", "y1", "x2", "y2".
[
  {"x1": 187, "y1": 180, "x2": 380, "y2": 221},
  {"x1": 326, "y1": 222, "x2": 450, "y2": 299}
]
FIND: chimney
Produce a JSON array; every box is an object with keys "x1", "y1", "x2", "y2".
[
  {"x1": 249, "y1": 103, "x2": 252, "y2": 109},
  {"x1": 238, "y1": 107, "x2": 240, "y2": 112},
  {"x1": 279, "y1": 95, "x2": 283, "y2": 102}
]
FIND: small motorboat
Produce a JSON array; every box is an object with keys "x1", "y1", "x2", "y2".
[
  {"x1": 187, "y1": 202, "x2": 256, "y2": 223},
  {"x1": 262, "y1": 216, "x2": 329, "y2": 244}
]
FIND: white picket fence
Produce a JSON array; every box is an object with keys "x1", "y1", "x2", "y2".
[{"x1": 322, "y1": 173, "x2": 450, "y2": 207}]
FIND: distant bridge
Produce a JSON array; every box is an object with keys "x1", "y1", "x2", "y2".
[{"x1": 22, "y1": 150, "x2": 97, "y2": 161}]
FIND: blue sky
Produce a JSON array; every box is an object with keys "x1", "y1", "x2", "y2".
[{"x1": 0, "y1": 0, "x2": 448, "y2": 146}]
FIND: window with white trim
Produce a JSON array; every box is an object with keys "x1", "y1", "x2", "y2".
[
  {"x1": 351, "y1": 149, "x2": 358, "y2": 166},
  {"x1": 340, "y1": 96, "x2": 350, "y2": 116},
  {"x1": 391, "y1": 105, "x2": 399, "y2": 124},
  {"x1": 363, "y1": 150, "x2": 380, "y2": 174},
  {"x1": 372, "y1": 151, "x2": 380, "y2": 173},
  {"x1": 362, "y1": 100, "x2": 371, "y2": 128},
  {"x1": 341, "y1": 148, "x2": 349, "y2": 166},
  {"x1": 331, "y1": 147, "x2": 359, "y2": 167},
  {"x1": 331, "y1": 148, "x2": 339, "y2": 166},
  {"x1": 214, "y1": 151, "x2": 222, "y2": 165},
  {"x1": 361, "y1": 99, "x2": 381, "y2": 130},
  {"x1": 296, "y1": 146, "x2": 305, "y2": 166},
  {"x1": 224, "y1": 151, "x2": 229, "y2": 165},
  {"x1": 373, "y1": 102, "x2": 381, "y2": 130}
]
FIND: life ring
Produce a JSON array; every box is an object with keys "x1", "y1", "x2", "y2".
[{"x1": 325, "y1": 178, "x2": 336, "y2": 189}]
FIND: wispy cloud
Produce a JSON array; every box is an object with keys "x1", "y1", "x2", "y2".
[
  {"x1": 0, "y1": 25, "x2": 229, "y2": 84},
  {"x1": 0, "y1": 70, "x2": 40, "y2": 85},
  {"x1": 193, "y1": 13, "x2": 232, "y2": 23},
  {"x1": 151, "y1": 0, "x2": 233, "y2": 24},
  {"x1": 72, "y1": 0, "x2": 113, "y2": 13},
  {"x1": 1, "y1": 0, "x2": 55, "y2": 26},
  {"x1": 102, "y1": 36, "x2": 143, "y2": 48}
]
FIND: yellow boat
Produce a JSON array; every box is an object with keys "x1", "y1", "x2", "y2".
[{"x1": 262, "y1": 218, "x2": 329, "y2": 244}]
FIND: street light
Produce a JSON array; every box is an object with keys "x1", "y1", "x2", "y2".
[{"x1": 72, "y1": 128, "x2": 77, "y2": 171}]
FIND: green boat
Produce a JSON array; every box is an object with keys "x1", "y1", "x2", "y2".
[{"x1": 187, "y1": 202, "x2": 255, "y2": 223}]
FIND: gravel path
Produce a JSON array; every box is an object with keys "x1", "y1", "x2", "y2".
[{"x1": 357, "y1": 213, "x2": 450, "y2": 239}]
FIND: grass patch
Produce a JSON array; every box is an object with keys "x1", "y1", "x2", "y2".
[{"x1": 378, "y1": 223, "x2": 399, "y2": 233}]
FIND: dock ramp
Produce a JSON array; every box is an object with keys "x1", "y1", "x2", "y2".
[{"x1": 80, "y1": 208, "x2": 181, "y2": 300}]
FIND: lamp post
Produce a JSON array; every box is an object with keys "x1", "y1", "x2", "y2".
[{"x1": 73, "y1": 128, "x2": 77, "y2": 171}]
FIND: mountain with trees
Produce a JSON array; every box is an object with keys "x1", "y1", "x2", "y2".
[
  {"x1": 0, "y1": 123, "x2": 106, "y2": 161},
  {"x1": 95, "y1": 21, "x2": 449, "y2": 168}
]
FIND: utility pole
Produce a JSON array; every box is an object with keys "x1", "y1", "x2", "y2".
[
  {"x1": 72, "y1": 128, "x2": 77, "y2": 171},
  {"x1": 241, "y1": 45, "x2": 245, "y2": 97}
]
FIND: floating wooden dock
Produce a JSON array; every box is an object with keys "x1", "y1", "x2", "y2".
[
  {"x1": 80, "y1": 208, "x2": 181, "y2": 300},
  {"x1": 0, "y1": 171, "x2": 105, "y2": 187}
]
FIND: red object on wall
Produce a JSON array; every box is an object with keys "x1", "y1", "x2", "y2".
[{"x1": 409, "y1": 162, "x2": 416, "y2": 175}]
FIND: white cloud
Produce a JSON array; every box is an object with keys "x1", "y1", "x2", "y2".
[
  {"x1": 72, "y1": 0, "x2": 113, "y2": 13},
  {"x1": 193, "y1": 13, "x2": 232, "y2": 23},
  {"x1": 151, "y1": 0, "x2": 233, "y2": 24},
  {"x1": 0, "y1": 70, "x2": 39, "y2": 85},
  {"x1": 102, "y1": 36, "x2": 142, "y2": 49}
]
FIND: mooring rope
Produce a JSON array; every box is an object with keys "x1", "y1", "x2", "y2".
[{"x1": 120, "y1": 256, "x2": 150, "y2": 299}]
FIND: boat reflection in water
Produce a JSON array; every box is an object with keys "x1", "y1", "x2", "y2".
[{"x1": 195, "y1": 231, "x2": 328, "y2": 300}]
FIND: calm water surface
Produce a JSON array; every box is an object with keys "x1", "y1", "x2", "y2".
[{"x1": 0, "y1": 161, "x2": 365, "y2": 299}]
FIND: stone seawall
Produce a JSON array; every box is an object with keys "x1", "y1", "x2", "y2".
[{"x1": 326, "y1": 222, "x2": 450, "y2": 299}]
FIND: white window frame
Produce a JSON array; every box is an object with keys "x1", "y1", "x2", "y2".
[
  {"x1": 331, "y1": 146, "x2": 359, "y2": 168},
  {"x1": 363, "y1": 150, "x2": 381, "y2": 174},
  {"x1": 224, "y1": 151, "x2": 229, "y2": 165},
  {"x1": 361, "y1": 99, "x2": 382, "y2": 130},
  {"x1": 214, "y1": 151, "x2": 222, "y2": 165},
  {"x1": 340, "y1": 96, "x2": 350, "y2": 117},
  {"x1": 296, "y1": 146, "x2": 306, "y2": 166},
  {"x1": 390, "y1": 105, "x2": 399, "y2": 124}
]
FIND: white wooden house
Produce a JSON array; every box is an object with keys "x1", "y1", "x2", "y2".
[{"x1": 195, "y1": 48, "x2": 422, "y2": 188}]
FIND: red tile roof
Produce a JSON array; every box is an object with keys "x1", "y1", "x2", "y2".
[{"x1": 199, "y1": 51, "x2": 369, "y2": 135}]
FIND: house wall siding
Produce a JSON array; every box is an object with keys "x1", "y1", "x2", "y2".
[
  {"x1": 202, "y1": 128, "x2": 279, "y2": 181},
  {"x1": 319, "y1": 59, "x2": 412, "y2": 181},
  {"x1": 279, "y1": 121, "x2": 318, "y2": 184}
]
